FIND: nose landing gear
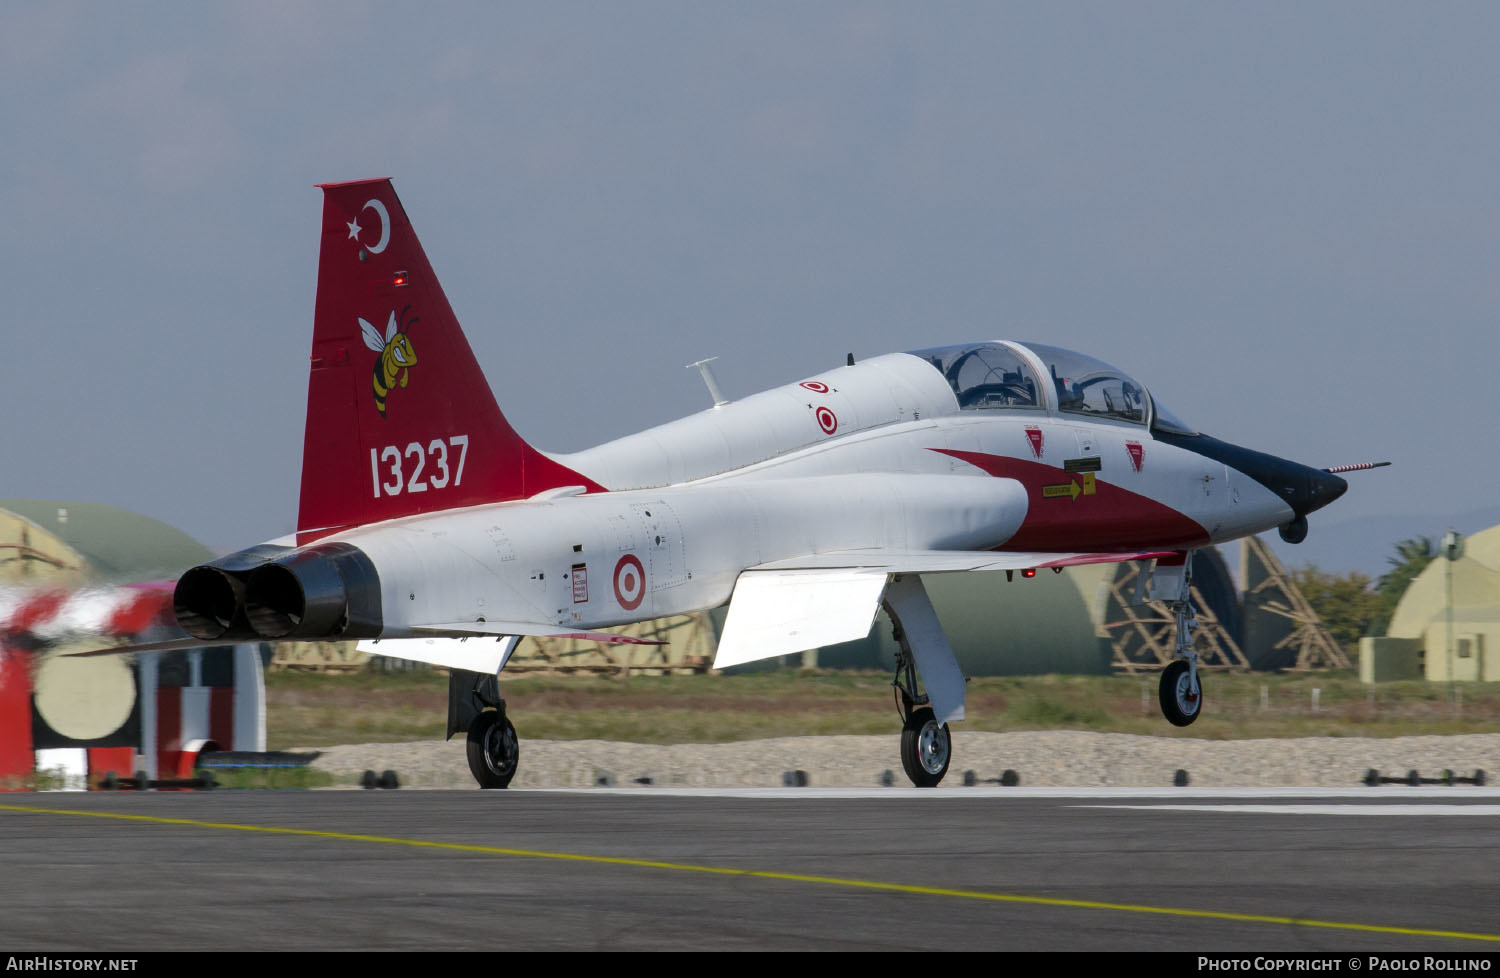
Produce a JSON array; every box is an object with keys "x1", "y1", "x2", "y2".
[
  {"x1": 1159, "y1": 658, "x2": 1202, "y2": 726},
  {"x1": 1159, "y1": 590, "x2": 1203, "y2": 727}
]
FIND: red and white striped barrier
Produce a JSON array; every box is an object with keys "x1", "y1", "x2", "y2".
[
  {"x1": 0, "y1": 583, "x2": 264, "y2": 791},
  {"x1": 0, "y1": 583, "x2": 174, "y2": 644}
]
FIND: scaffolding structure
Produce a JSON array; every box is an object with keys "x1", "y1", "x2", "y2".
[
  {"x1": 1239, "y1": 534, "x2": 1350, "y2": 670},
  {"x1": 1102, "y1": 561, "x2": 1250, "y2": 673}
]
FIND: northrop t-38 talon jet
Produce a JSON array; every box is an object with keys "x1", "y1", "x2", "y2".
[{"x1": 91, "y1": 178, "x2": 1370, "y2": 788}]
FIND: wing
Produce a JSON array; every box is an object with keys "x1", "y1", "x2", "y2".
[
  {"x1": 712, "y1": 568, "x2": 888, "y2": 670},
  {"x1": 712, "y1": 549, "x2": 1172, "y2": 670}
]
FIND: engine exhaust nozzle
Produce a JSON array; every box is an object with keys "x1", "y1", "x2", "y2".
[{"x1": 173, "y1": 566, "x2": 247, "y2": 641}]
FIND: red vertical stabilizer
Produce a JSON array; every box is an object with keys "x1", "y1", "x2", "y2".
[{"x1": 298, "y1": 179, "x2": 602, "y2": 540}]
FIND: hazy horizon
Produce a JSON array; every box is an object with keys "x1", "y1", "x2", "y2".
[{"x1": 6, "y1": 3, "x2": 1495, "y2": 580}]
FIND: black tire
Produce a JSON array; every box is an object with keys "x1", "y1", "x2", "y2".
[
  {"x1": 900, "y1": 707, "x2": 951, "y2": 788},
  {"x1": 466, "y1": 710, "x2": 519, "y2": 789},
  {"x1": 1159, "y1": 660, "x2": 1203, "y2": 727}
]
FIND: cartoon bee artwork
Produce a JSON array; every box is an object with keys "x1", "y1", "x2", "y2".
[{"x1": 359, "y1": 305, "x2": 419, "y2": 417}]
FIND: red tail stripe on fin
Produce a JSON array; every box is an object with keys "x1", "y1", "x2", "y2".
[{"x1": 297, "y1": 180, "x2": 603, "y2": 541}]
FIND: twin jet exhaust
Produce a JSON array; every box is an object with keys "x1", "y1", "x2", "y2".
[{"x1": 173, "y1": 544, "x2": 382, "y2": 642}]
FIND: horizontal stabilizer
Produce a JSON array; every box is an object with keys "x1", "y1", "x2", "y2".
[
  {"x1": 713, "y1": 569, "x2": 888, "y2": 670},
  {"x1": 64, "y1": 621, "x2": 663, "y2": 667},
  {"x1": 750, "y1": 548, "x2": 1174, "y2": 574},
  {"x1": 61, "y1": 636, "x2": 226, "y2": 658}
]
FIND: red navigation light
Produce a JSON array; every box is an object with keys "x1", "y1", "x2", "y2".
[
  {"x1": 1022, "y1": 568, "x2": 1036, "y2": 578},
  {"x1": 392, "y1": 270, "x2": 409, "y2": 287}
]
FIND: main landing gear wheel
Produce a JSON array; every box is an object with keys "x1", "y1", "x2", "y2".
[
  {"x1": 1159, "y1": 660, "x2": 1203, "y2": 727},
  {"x1": 901, "y1": 707, "x2": 951, "y2": 788},
  {"x1": 466, "y1": 710, "x2": 519, "y2": 788}
]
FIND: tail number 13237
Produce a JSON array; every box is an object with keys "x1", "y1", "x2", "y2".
[{"x1": 370, "y1": 435, "x2": 469, "y2": 498}]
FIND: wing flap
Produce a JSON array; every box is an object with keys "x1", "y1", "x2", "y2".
[{"x1": 712, "y1": 568, "x2": 888, "y2": 670}]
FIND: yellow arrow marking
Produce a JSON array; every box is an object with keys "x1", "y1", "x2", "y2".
[
  {"x1": 1043, "y1": 473, "x2": 1096, "y2": 500},
  {"x1": 1042, "y1": 480, "x2": 1081, "y2": 501}
]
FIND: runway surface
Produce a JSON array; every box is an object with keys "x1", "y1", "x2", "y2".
[{"x1": 3, "y1": 787, "x2": 1498, "y2": 952}]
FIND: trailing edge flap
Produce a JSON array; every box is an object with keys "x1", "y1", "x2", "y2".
[
  {"x1": 713, "y1": 569, "x2": 889, "y2": 670},
  {"x1": 748, "y1": 549, "x2": 1175, "y2": 574}
]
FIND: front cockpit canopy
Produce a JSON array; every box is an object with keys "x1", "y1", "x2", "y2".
[
  {"x1": 1021, "y1": 342, "x2": 1147, "y2": 425},
  {"x1": 908, "y1": 340, "x2": 1196, "y2": 433}
]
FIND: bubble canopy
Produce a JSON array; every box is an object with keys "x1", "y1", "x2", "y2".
[{"x1": 907, "y1": 341, "x2": 1196, "y2": 434}]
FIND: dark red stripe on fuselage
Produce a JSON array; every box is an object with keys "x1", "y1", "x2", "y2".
[{"x1": 933, "y1": 448, "x2": 1210, "y2": 551}]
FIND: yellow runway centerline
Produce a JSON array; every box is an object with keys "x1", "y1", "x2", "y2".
[{"x1": 4, "y1": 802, "x2": 1498, "y2": 945}]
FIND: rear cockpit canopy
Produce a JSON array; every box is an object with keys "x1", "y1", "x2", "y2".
[
  {"x1": 911, "y1": 342, "x2": 1043, "y2": 411},
  {"x1": 908, "y1": 341, "x2": 1196, "y2": 434}
]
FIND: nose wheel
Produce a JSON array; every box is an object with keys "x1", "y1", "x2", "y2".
[{"x1": 1159, "y1": 659, "x2": 1202, "y2": 727}]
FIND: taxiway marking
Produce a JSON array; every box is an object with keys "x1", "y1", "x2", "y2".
[{"x1": 3, "y1": 802, "x2": 1499, "y2": 944}]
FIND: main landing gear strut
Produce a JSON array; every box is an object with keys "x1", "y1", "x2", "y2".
[
  {"x1": 880, "y1": 575, "x2": 968, "y2": 788},
  {"x1": 452, "y1": 669, "x2": 519, "y2": 788},
  {"x1": 891, "y1": 620, "x2": 952, "y2": 788}
]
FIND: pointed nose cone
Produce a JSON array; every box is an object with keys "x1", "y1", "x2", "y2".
[
  {"x1": 1295, "y1": 467, "x2": 1348, "y2": 518},
  {"x1": 1226, "y1": 451, "x2": 1347, "y2": 518},
  {"x1": 1232, "y1": 450, "x2": 1348, "y2": 518},
  {"x1": 1151, "y1": 431, "x2": 1347, "y2": 519}
]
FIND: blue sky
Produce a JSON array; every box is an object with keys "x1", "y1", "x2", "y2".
[{"x1": 4, "y1": 2, "x2": 1496, "y2": 576}]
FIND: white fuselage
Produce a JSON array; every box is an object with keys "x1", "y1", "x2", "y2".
[{"x1": 317, "y1": 352, "x2": 1293, "y2": 637}]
